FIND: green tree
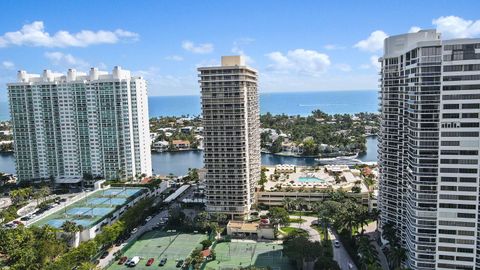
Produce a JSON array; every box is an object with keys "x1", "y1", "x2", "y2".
[
  {"x1": 303, "y1": 138, "x2": 318, "y2": 156},
  {"x1": 282, "y1": 197, "x2": 293, "y2": 211},
  {"x1": 388, "y1": 246, "x2": 406, "y2": 270},
  {"x1": 268, "y1": 207, "x2": 290, "y2": 227},
  {"x1": 270, "y1": 137, "x2": 284, "y2": 153},
  {"x1": 283, "y1": 234, "x2": 322, "y2": 269}
]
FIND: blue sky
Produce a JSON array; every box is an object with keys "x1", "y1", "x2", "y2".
[{"x1": 0, "y1": 0, "x2": 480, "y2": 101}]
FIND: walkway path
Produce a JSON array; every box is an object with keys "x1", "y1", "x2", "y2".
[{"x1": 288, "y1": 216, "x2": 321, "y2": 242}]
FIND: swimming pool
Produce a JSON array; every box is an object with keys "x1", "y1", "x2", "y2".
[{"x1": 298, "y1": 177, "x2": 326, "y2": 183}]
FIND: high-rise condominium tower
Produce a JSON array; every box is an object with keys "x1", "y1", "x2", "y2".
[
  {"x1": 379, "y1": 29, "x2": 480, "y2": 269},
  {"x1": 198, "y1": 56, "x2": 260, "y2": 219},
  {"x1": 8, "y1": 66, "x2": 152, "y2": 185}
]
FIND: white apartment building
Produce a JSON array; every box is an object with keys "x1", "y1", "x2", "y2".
[
  {"x1": 379, "y1": 29, "x2": 480, "y2": 269},
  {"x1": 7, "y1": 66, "x2": 152, "y2": 184},
  {"x1": 198, "y1": 56, "x2": 260, "y2": 219}
]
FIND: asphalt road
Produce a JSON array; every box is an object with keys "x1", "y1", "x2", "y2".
[{"x1": 329, "y1": 229, "x2": 358, "y2": 270}]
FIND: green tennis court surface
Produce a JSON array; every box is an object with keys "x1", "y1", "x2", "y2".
[
  {"x1": 108, "y1": 231, "x2": 206, "y2": 270},
  {"x1": 31, "y1": 187, "x2": 145, "y2": 229},
  {"x1": 205, "y1": 241, "x2": 293, "y2": 270}
]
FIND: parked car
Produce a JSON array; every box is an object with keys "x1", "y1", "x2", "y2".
[
  {"x1": 145, "y1": 216, "x2": 153, "y2": 222},
  {"x1": 100, "y1": 251, "x2": 109, "y2": 259},
  {"x1": 159, "y1": 258, "x2": 167, "y2": 266},
  {"x1": 131, "y1": 227, "x2": 138, "y2": 234},
  {"x1": 334, "y1": 240, "x2": 340, "y2": 248},
  {"x1": 176, "y1": 260, "x2": 183, "y2": 268},
  {"x1": 146, "y1": 258, "x2": 154, "y2": 266},
  {"x1": 128, "y1": 256, "x2": 140, "y2": 267},
  {"x1": 118, "y1": 256, "x2": 128, "y2": 265}
]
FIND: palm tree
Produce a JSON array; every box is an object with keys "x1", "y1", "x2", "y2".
[
  {"x1": 357, "y1": 236, "x2": 379, "y2": 270},
  {"x1": 388, "y1": 246, "x2": 406, "y2": 270},
  {"x1": 382, "y1": 222, "x2": 398, "y2": 246},
  {"x1": 61, "y1": 220, "x2": 81, "y2": 245},
  {"x1": 282, "y1": 198, "x2": 293, "y2": 211},
  {"x1": 338, "y1": 201, "x2": 358, "y2": 236},
  {"x1": 357, "y1": 208, "x2": 370, "y2": 235},
  {"x1": 370, "y1": 209, "x2": 380, "y2": 231},
  {"x1": 295, "y1": 198, "x2": 307, "y2": 211}
]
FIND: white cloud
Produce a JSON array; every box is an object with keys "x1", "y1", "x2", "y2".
[
  {"x1": 165, "y1": 55, "x2": 184, "y2": 61},
  {"x1": 433, "y1": 16, "x2": 480, "y2": 39},
  {"x1": 354, "y1": 30, "x2": 388, "y2": 52},
  {"x1": 2, "y1": 61, "x2": 14, "y2": 69},
  {"x1": 182, "y1": 40, "x2": 214, "y2": 54},
  {"x1": 135, "y1": 67, "x2": 198, "y2": 96},
  {"x1": 409, "y1": 26, "x2": 422, "y2": 33},
  {"x1": 266, "y1": 49, "x2": 331, "y2": 76},
  {"x1": 335, "y1": 63, "x2": 352, "y2": 72},
  {"x1": 0, "y1": 21, "x2": 138, "y2": 48},
  {"x1": 44, "y1": 51, "x2": 89, "y2": 69},
  {"x1": 324, "y1": 44, "x2": 345, "y2": 50},
  {"x1": 370, "y1": 55, "x2": 381, "y2": 70},
  {"x1": 232, "y1": 38, "x2": 255, "y2": 63}
]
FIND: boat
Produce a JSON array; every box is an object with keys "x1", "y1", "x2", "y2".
[{"x1": 315, "y1": 154, "x2": 362, "y2": 165}]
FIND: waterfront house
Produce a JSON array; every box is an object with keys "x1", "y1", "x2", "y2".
[{"x1": 172, "y1": 140, "x2": 190, "y2": 150}]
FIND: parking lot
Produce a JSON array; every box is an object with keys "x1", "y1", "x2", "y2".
[{"x1": 107, "y1": 230, "x2": 206, "y2": 270}]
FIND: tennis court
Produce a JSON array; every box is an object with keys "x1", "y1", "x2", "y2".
[
  {"x1": 206, "y1": 241, "x2": 293, "y2": 270},
  {"x1": 108, "y1": 231, "x2": 206, "y2": 270},
  {"x1": 87, "y1": 197, "x2": 126, "y2": 206},
  {"x1": 30, "y1": 187, "x2": 145, "y2": 229}
]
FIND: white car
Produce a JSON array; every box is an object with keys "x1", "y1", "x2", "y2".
[
  {"x1": 131, "y1": 228, "x2": 138, "y2": 234},
  {"x1": 145, "y1": 216, "x2": 152, "y2": 222},
  {"x1": 128, "y1": 256, "x2": 140, "y2": 266}
]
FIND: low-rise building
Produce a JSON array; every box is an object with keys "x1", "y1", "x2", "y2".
[
  {"x1": 172, "y1": 140, "x2": 190, "y2": 150},
  {"x1": 152, "y1": 140, "x2": 169, "y2": 152},
  {"x1": 256, "y1": 190, "x2": 370, "y2": 209},
  {"x1": 226, "y1": 220, "x2": 275, "y2": 240},
  {"x1": 275, "y1": 164, "x2": 296, "y2": 174},
  {"x1": 181, "y1": 126, "x2": 194, "y2": 133}
]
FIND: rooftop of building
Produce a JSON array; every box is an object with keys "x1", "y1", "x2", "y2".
[{"x1": 8, "y1": 66, "x2": 143, "y2": 85}]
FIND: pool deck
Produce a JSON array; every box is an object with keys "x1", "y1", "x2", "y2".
[{"x1": 263, "y1": 166, "x2": 334, "y2": 191}]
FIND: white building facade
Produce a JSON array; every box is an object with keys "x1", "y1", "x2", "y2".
[
  {"x1": 198, "y1": 56, "x2": 261, "y2": 219},
  {"x1": 379, "y1": 29, "x2": 480, "y2": 269},
  {"x1": 8, "y1": 67, "x2": 152, "y2": 184}
]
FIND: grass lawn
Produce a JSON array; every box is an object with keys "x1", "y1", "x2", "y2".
[
  {"x1": 206, "y1": 241, "x2": 294, "y2": 270},
  {"x1": 311, "y1": 225, "x2": 329, "y2": 241},
  {"x1": 288, "y1": 217, "x2": 306, "y2": 223},
  {"x1": 279, "y1": 227, "x2": 308, "y2": 237},
  {"x1": 107, "y1": 230, "x2": 206, "y2": 270}
]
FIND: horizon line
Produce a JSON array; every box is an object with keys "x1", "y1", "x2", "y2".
[{"x1": 148, "y1": 89, "x2": 379, "y2": 97}]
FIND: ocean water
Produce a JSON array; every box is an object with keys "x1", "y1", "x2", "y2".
[{"x1": 0, "y1": 90, "x2": 378, "y2": 121}]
